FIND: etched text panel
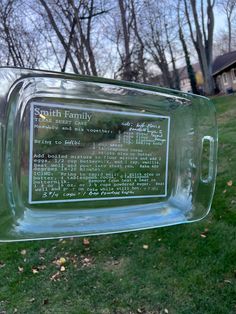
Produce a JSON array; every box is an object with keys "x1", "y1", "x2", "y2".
[{"x1": 29, "y1": 103, "x2": 170, "y2": 203}]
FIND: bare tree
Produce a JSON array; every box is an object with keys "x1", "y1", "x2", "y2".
[
  {"x1": 116, "y1": 0, "x2": 146, "y2": 81},
  {"x1": 141, "y1": 0, "x2": 181, "y2": 89},
  {"x1": 165, "y1": 21, "x2": 180, "y2": 90},
  {"x1": 37, "y1": 0, "x2": 79, "y2": 73},
  {"x1": 184, "y1": 0, "x2": 216, "y2": 95},
  {"x1": 177, "y1": 0, "x2": 198, "y2": 93},
  {"x1": 217, "y1": 0, "x2": 236, "y2": 52},
  {"x1": 0, "y1": 0, "x2": 228, "y2": 96},
  {"x1": 118, "y1": 0, "x2": 133, "y2": 80},
  {"x1": 103, "y1": 0, "x2": 147, "y2": 82},
  {"x1": 214, "y1": 28, "x2": 236, "y2": 55},
  {"x1": 130, "y1": 0, "x2": 147, "y2": 82},
  {"x1": 38, "y1": 0, "x2": 109, "y2": 75},
  {"x1": 0, "y1": 0, "x2": 42, "y2": 68}
]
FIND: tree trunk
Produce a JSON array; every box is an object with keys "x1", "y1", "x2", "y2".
[
  {"x1": 118, "y1": 0, "x2": 133, "y2": 81},
  {"x1": 227, "y1": 15, "x2": 232, "y2": 52},
  {"x1": 130, "y1": 0, "x2": 147, "y2": 83},
  {"x1": 39, "y1": 0, "x2": 79, "y2": 73},
  {"x1": 177, "y1": 4, "x2": 198, "y2": 94},
  {"x1": 186, "y1": 0, "x2": 215, "y2": 95}
]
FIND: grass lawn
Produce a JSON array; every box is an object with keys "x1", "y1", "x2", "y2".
[{"x1": 0, "y1": 95, "x2": 235, "y2": 314}]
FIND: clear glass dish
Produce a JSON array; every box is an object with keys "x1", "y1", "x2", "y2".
[{"x1": 0, "y1": 67, "x2": 217, "y2": 241}]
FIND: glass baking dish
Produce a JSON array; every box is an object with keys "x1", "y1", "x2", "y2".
[{"x1": 0, "y1": 67, "x2": 217, "y2": 241}]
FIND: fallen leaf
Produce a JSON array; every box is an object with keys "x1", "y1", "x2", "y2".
[
  {"x1": 32, "y1": 267, "x2": 39, "y2": 274},
  {"x1": 70, "y1": 255, "x2": 78, "y2": 265},
  {"x1": 20, "y1": 249, "x2": 27, "y2": 256},
  {"x1": 39, "y1": 248, "x2": 46, "y2": 254},
  {"x1": 0, "y1": 262, "x2": 6, "y2": 269},
  {"x1": 164, "y1": 309, "x2": 169, "y2": 314},
  {"x1": 59, "y1": 238, "x2": 67, "y2": 244},
  {"x1": 13, "y1": 308, "x2": 17, "y2": 313},
  {"x1": 29, "y1": 298, "x2": 35, "y2": 303},
  {"x1": 224, "y1": 279, "x2": 232, "y2": 284},
  {"x1": 83, "y1": 238, "x2": 90, "y2": 246},
  {"x1": 81, "y1": 256, "x2": 92, "y2": 267},
  {"x1": 227, "y1": 180, "x2": 233, "y2": 187},
  {"x1": 223, "y1": 190, "x2": 227, "y2": 193},
  {"x1": 59, "y1": 257, "x2": 66, "y2": 265},
  {"x1": 18, "y1": 266, "x2": 24, "y2": 272},
  {"x1": 50, "y1": 271, "x2": 60, "y2": 281},
  {"x1": 143, "y1": 244, "x2": 149, "y2": 249},
  {"x1": 200, "y1": 228, "x2": 209, "y2": 238},
  {"x1": 53, "y1": 257, "x2": 66, "y2": 267},
  {"x1": 38, "y1": 265, "x2": 46, "y2": 270},
  {"x1": 60, "y1": 266, "x2": 66, "y2": 272}
]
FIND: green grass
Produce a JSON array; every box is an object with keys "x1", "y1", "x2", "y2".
[{"x1": 0, "y1": 95, "x2": 236, "y2": 314}]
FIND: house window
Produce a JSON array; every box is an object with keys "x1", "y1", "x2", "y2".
[
  {"x1": 231, "y1": 68, "x2": 236, "y2": 81},
  {"x1": 222, "y1": 73, "x2": 228, "y2": 85}
]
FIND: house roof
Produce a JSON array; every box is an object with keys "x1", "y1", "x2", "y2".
[
  {"x1": 148, "y1": 62, "x2": 201, "y2": 85},
  {"x1": 178, "y1": 63, "x2": 201, "y2": 80},
  {"x1": 212, "y1": 51, "x2": 236, "y2": 76}
]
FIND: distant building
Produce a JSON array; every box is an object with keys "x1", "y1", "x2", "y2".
[
  {"x1": 213, "y1": 51, "x2": 236, "y2": 93},
  {"x1": 147, "y1": 63, "x2": 204, "y2": 94},
  {"x1": 178, "y1": 63, "x2": 203, "y2": 93}
]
